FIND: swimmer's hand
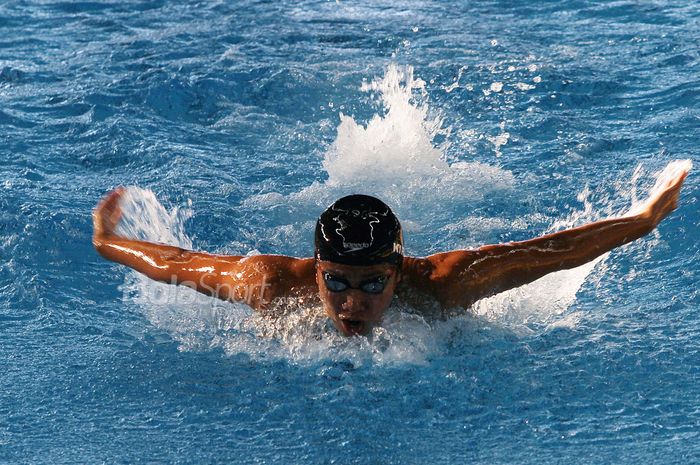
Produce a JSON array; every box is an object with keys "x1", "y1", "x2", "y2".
[
  {"x1": 631, "y1": 161, "x2": 690, "y2": 228},
  {"x1": 92, "y1": 187, "x2": 126, "y2": 241}
]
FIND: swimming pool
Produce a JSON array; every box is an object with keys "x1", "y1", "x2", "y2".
[{"x1": 1, "y1": 0, "x2": 699, "y2": 463}]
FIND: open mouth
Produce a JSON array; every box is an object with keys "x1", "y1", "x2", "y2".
[{"x1": 340, "y1": 318, "x2": 367, "y2": 336}]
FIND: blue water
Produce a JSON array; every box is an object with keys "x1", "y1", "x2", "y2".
[{"x1": 2, "y1": 0, "x2": 699, "y2": 463}]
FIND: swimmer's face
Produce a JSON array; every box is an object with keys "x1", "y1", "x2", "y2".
[{"x1": 315, "y1": 260, "x2": 401, "y2": 336}]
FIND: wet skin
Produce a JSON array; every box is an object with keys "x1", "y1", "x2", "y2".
[
  {"x1": 93, "y1": 165, "x2": 689, "y2": 336},
  {"x1": 315, "y1": 261, "x2": 400, "y2": 336}
]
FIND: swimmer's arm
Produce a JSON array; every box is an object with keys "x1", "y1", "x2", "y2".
[
  {"x1": 93, "y1": 234, "x2": 243, "y2": 298},
  {"x1": 92, "y1": 188, "x2": 317, "y2": 308},
  {"x1": 424, "y1": 165, "x2": 689, "y2": 308}
]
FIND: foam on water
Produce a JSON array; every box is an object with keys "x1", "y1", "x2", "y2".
[{"x1": 117, "y1": 66, "x2": 686, "y2": 365}]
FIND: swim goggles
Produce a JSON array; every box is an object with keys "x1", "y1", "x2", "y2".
[{"x1": 322, "y1": 272, "x2": 388, "y2": 294}]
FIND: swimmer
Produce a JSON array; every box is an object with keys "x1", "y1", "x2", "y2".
[{"x1": 93, "y1": 165, "x2": 689, "y2": 336}]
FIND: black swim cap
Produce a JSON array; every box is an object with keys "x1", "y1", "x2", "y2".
[{"x1": 315, "y1": 194, "x2": 403, "y2": 267}]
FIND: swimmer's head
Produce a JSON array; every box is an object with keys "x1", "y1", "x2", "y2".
[
  {"x1": 314, "y1": 194, "x2": 403, "y2": 267},
  {"x1": 314, "y1": 194, "x2": 403, "y2": 336}
]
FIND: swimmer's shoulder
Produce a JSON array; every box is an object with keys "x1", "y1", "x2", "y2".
[
  {"x1": 229, "y1": 255, "x2": 317, "y2": 309},
  {"x1": 401, "y1": 252, "x2": 480, "y2": 307},
  {"x1": 233, "y1": 254, "x2": 313, "y2": 278},
  {"x1": 240, "y1": 254, "x2": 316, "y2": 289},
  {"x1": 400, "y1": 256, "x2": 440, "y2": 299},
  {"x1": 403, "y1": 250, "x2": 480, "y2": 281}
]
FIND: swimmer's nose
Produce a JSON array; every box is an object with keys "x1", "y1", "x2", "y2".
[{"x1": 341, "y1": 290, "x2": 369, "y2": 314}]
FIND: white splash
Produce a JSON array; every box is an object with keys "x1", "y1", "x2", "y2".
[
  {"x1": 472, "y1": 256, "x2": 604, "y2": 334},
  {"x1": 487, "y1": 121, "x2": 510, "y2": 157},
  {"x1": 444, "y1": 65, "x2": 467, "y2": 93},
  {"x1": 116, "y1": 187, "x2": 192, "y2": 248},
  {"x1": 243, "y1": 64, "x2": 515, "y2": 235}
]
